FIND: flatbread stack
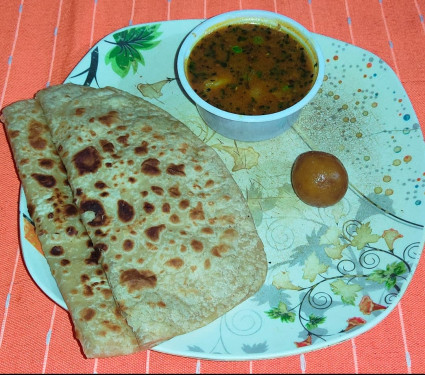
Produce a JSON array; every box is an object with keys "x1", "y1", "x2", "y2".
[
  {"x1": 2, "y1": 98, "x2": 140, "y2": 357},
  {"x1": 1, "y1": 83, "x2": 267, "y2": 358}
]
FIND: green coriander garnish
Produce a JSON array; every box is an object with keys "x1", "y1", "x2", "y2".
[{"x1": 253, "y1": 36, "x2": 263, "y2": 45}]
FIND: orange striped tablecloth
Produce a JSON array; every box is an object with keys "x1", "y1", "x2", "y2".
[{"x1": 1, "y1": 0, "x2": 425, "y2": 373}]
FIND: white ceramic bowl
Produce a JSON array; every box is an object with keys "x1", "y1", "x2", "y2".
[{"x1": 176, "y1": 9, "x2": 325, "y2": 142}]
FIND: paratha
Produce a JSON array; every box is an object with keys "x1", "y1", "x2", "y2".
[
  {"x1": 35, "y1": 83, "x2": 268, "y2": 348},
  {"x1": 1, "y1": 99, "x2": 140, "y2": 358}
]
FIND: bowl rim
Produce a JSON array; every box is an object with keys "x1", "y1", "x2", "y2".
[{"x1": 176, "y1": 9, "x2": 325, "y2": 123}]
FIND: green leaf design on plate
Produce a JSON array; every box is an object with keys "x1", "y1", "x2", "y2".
[
  {"x1": 265, "y1": 302, "x2": 296, "y2": 323},
  {"x1": 305, "y1": 314, "x2": 326, "y2": 330},
  {"x1": 105, "y1": 24, "x2": 162, "y2": 78},
  {"x1": 350, "y1": 222, "x2": 381, "y2": 250},
  {"x1": 367, "y1": 261, "x2": 408, "y2": 290},
  {"x1": 330, "y1": 279, "x2": 363, "y2": 305}
]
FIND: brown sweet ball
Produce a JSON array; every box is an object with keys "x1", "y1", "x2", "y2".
[{"x1": 291, "y1": 151, "x2": 349, "y2": 207}]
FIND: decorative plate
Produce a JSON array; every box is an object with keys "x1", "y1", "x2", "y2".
[{"x1": 19, "y1": 19, "x2": 425, "y2": 360}]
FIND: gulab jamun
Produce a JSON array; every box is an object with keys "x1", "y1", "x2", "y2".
[{"x1": 291, "y1": 151, "x2": 349, "y2": 207}]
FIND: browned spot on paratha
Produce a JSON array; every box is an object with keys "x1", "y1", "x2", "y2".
[
  {"x1": 166, "y1": 163, "x2": 185, "y2": 176},
  {"x1": 162, "y1": 203, "x2": 170, "y2": 213},
  {"x1": 146, "y1": 242, "x2": 158, "y2": 251},
  {"x1": 168, "y1": 185, "x2": 181, "y2": 197},
  {"x1": 94, "y1": 181, "x2": 107, "y2": 189},
  {"x1": 28, "y1": 120, "x2": 47, "y2": 150},
  {"x1": 85, "y1": 248, "x2": 101, "y2": 265},
  {"x1": 75, "y1": 107, "x2": 85, "y2": 116},
  {"x1": 143, "y1": 202, "x2": 155, "y2": 214},
  {"x1": 151, "y1": 186, "x2": 163, "y2": 195},
  {"x1": 8, "y1": 129, "x2": 20, "y2": 138},
  {"x1": 123, "y1": 239, "x2": 134, "y2": 251},
  {"x1": 50, "y1": 246, "x2": 64, "y2": 256},
  {"x1": 101, "y1": 289, "x2": 113, "y2": 300},
  {"x1": 118, "y1": 200, "x2": 135, "y2": 222},
  {"x1": 99, "y1": 111, "x2": 119, "y2": 126},
  {"x1": 101, "y1": 321, "x2": 122, "y2": 333},
  {"x1": 99, "y1": 139, "x2": 115, "y2": 153},
  {"x1": 80, "y1": 199, "x2": 110, "y2": 226},
  {"x1": 211, "y1": 244, "x2": 229, "y2": 257},
  {"x1": 178, "y1": 143, "x2": 188, "y2": 154},
  {"x1": 73, "y1": 146, "x2": 103, "y2": 175},
  {"x1": 141, "y1": 158, "x2": 161, "y2": 176},
  {"x1": 66, "y1": 226, "x2": 78, "y2": 236},
  {"x1": 83, "y1": 284, "x2": 94, "y2": 296},
  {"x1": 190, "y1": 202, "x2": 205, "y2": 221},
  {"x1": 169, "y1": 214, "x2": 180, "y2": 224},
  {"x1": 38, "y1": 158, "x2": 54, "y2": 169},
  {"x1": 64, "y1": 204, "x2": 78, "y2": 216},
  {"x1": 117, "y1": 134, "x2": 129, "y2": 146},
  {"x1": 81, "y1": 307, "x2": 96, "y2": 321},
  {"x1": 94, "y1": 229, "x2": 107, "y2": 237},
  {"x1": 165, "y1": 257, "x2": 184, "y2": 269},
  {"x1": 205, "y1": 179, "x2": 214, "y2": 188},
  {"x1": 152, "y1": 131, "x2": 164, "y2": 140},
  {"x1": 144, "y1": 224, "x2": 166, "y2": 242},
  {"x1": 220, "y1": 214, "x2": 235, "y2": 224},
  {"x1": 31, "y1": 173, "x2": 56, "y2": 188},
  {"x1": 120, "y1": 269, "x2": 157, "y2": 292},
  {"x1": 190, "y1": 239, "x2": 203, "y2": 252},
  {"x1": 135, "y1": 140, "x2": 148, "y2": 155},
  {"x1": 179, "y1": 199, "x2": 190, "y2": 210},
  {"x1": 221, "y1": 228, "x2": 238, "y2": 240}
]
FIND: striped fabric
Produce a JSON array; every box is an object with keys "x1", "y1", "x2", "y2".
[{"x1": 1, "y1": 0, "x2": 424, "y2": 373}]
